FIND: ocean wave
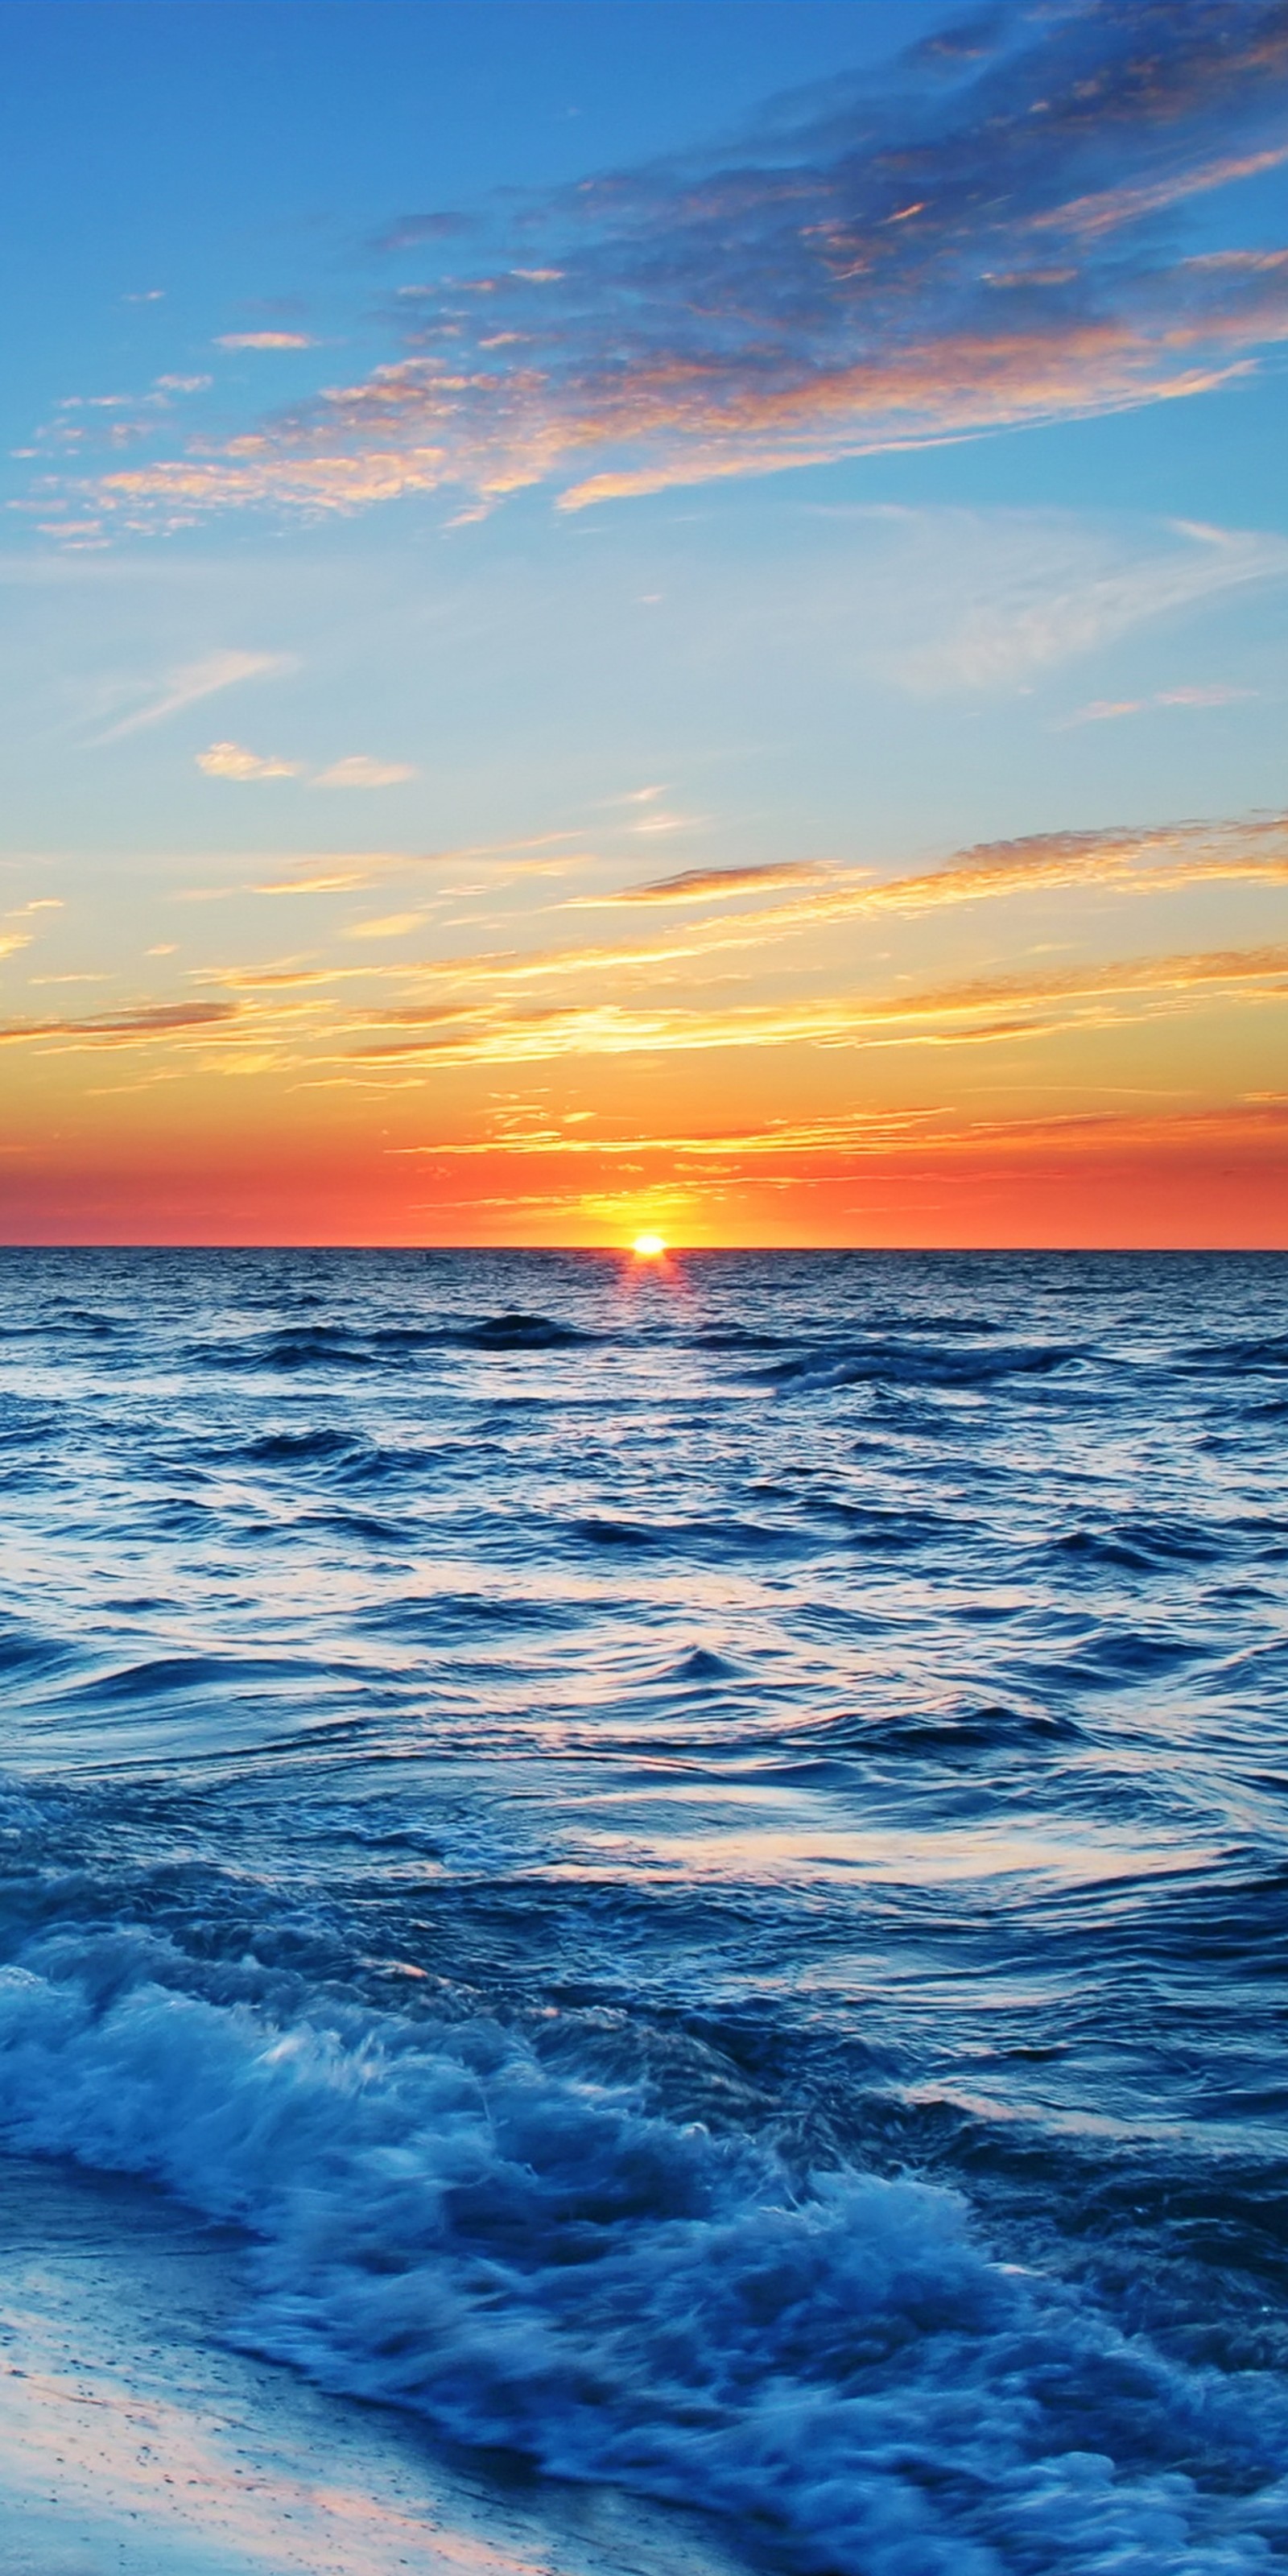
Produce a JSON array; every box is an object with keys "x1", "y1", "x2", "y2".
[
  {"x1": 366, "y1": 1591, "x2": 575, "y2": 1640},
  {"x1": 58, "y1": 1651, "x2": 329, "y2": 1706},
  {"x1": 1053, "y1": 1518, "x2": 1232, "y2": 1571},
  {"x1": 569, "y1": 1514, "x2": 802, "y2": 1559},
  {"x1": 0, "y1": 1930, "x2": 1285, "y2": 2575},
  {"x1": 188, "y1": 1326, "x2": 378, "y2": 1372},
  {"x1": 183, "y1": 1311, "x2": 597, "y2": 1373},
  {"x1": 761, "y1": 1340, "x2": 1078, "y2": 1392},
  {"x1": 1179, "y1": 1335, "x2": 1288, "y2": 1375},
  {"x1": 0, "y1": 1616, "x2": 79, "y2": 1682},
  {"x1": 240, "y1": 1426, "x2": 365, "y2": 1463},
  {"x1": 854, "y1": 1700, "x2": 1084, "y2": 1758},
  {"x1": 458, "y1": 1312, "x2": 592, "y2": 1350},
  {"x1": 2, "y1": 1249, "x2": 1286, "y2": 2570}
]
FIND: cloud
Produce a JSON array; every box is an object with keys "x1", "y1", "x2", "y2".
[
  {"x1": 192, "y1": 747, "x2": 416, "y2": 788},
  {"x1": 370, "y1": 211, "x2": 477, "y2": 254},
  {"x1": 1064, "y1": 680, "x2": 1257, "y2": 722},
  {"x1": 852, "y1": 810, "x2": 1288, "y2": 916},
  {"x1": 627, "y1": 807, "x2": 699, "y2": 837},
  {"x1": 396, "y1": 810, "x2": 1288, "y2": 1003},
  {"x1": 344, "y1": 912, "x2": 427, "y2": 939},
  {"x1": 0, "y1": 1000, "x2": 237, "y2": 1048},
  {"x1": 412, "y1": 1105, "x2": 943, "y2": 1160},
  {"x1": 1070, "y1": 698, "x2": 1150, "y2": 724},
  {"x1": 315, "y1": 756, "x2": 416, "y2": 788},
  {"x1": 347, "y1": 936, "x2": 1288, "y2": 1068},
  {"x1": 96, "y1": 650, "x2": 292, "y2": 742},
  {"x1": 573, "y1": 861, "x2": 836, "y2": 907},
  {"x1": 217, "y1": 333, "x2": 315, "y2": 352},
  {"x1": 73, "y1": 2, "x2": 1288, "y2": 526},
  {"x1": 201, "y1": 964, "x2": 341, "y2": 990},
  {"x1": 253, "y1": 865, "x2": 390, "y2": 894},
  {"x1": 1030, "y1": 142, "x2": 1288, "y2": 244},
  {"x1": 0, "y1": 898, "x2": 64, "y2": 964},
  {"x1": 23, "y1": 802, "x2": 1279, "y2": 1089},
  {"x1": 1158, "y1": 683, "x2": 1257, "y2": 708},
  {"x1": 402, "y1": 1095, "x2": 1288, "y2": 1180},
  {"x1": 196, "y1": 741, "x2": 300, "y2": 780},
  {"x1": 402, "y1": 1092, "x2": 1288, "y2": 1170},
  {"x1": 861, "y1": 514, "x2": 1288, "y2": 694}
]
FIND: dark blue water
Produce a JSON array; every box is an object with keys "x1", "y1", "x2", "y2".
[{"x1": 1, "y1": 1249, "x2": 1286, "y2": 2574}]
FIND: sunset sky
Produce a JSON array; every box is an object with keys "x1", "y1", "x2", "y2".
[{"x1": 2, "y1": 0, "x2": 1286, "y2": 1247}]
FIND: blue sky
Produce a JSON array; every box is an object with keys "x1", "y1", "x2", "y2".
[{"x1": 1, "y1": 0, "x2": 1286, "y2": 1244}]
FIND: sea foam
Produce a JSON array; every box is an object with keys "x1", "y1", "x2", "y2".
[{"x1": 2, "y1": 1922, "x2": 1286, "y2": 2574}]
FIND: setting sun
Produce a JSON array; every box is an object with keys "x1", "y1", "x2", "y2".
[{"x1": 632, "y1": 1232, "x2": 668, "y2": 1261}]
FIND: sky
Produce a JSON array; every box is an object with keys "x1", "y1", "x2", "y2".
[{"x1": 1, "y1": 0, "x2": 1286, "y2": 1249}]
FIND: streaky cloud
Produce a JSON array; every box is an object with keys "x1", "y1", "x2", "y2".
[
  {"x1": 0, "y1": 1000, "x2": 238, "y2": 1046},
  {"x1": 95, "y1": 651, "x2": 292, "y2": 742},
  {"x1": 421, "y1": 809, "x2": 1288, "y2": 996},
  {"x1": 576, "y1": 861, "x2": 836, "y2": 907},
  {"x1": 348, "y1": 936, "x2": 1288, "y2": 1068},
  {"x1": 52, "y1": 0, "x2": 1288, "y2": 530},
  {"x1": 369, "y1": 210, "x2": 477, "y2": 254}
]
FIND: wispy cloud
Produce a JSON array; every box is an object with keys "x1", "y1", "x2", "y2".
[
  {"x1": 0, "y1": 897, "x2": 63, "y2": 965},
  {"x1": 383, "y1": 809, "x2": 1288, "y2": 1002},
  {"x1": 95, "y1": 650, "x2": 292, "y2": 743},
  {"x1": 400, "y1": 1093, "x2": 1288, "y2": 1170},
  {"x1": 19, "y1": 807, "x2": 1280, "y2": 1085},
  {"x1": 406, "y1": 1106, "x2": 944, "y2": 1161},
  {"x1": 848, "y1": 810, "x2": 1288, "y2": 916},
  {"x1": 398, "y1": 1095, "x2": 1288, "y2": 1182},
  {"x1": 345, "y1": 938, "x2": 1288, "y2": 1069},
  {"x1": 370, "y1": 211, "x2": 477, "y2": 254},
  {"x1": 196, "y1": 740, "x2": 300, "y2": 780},
  {"x1": 252, "y1": 864, "x2": 392, "y2": 894},
  {"x1": 0, "y1": 999, "x2": 238, "y2": 1048},
  {"x1": 200, "y1": 963, "x2": 341, "y2": 990},
  {"x1": 315, "y1": 755, "x2": 416, "y2": 789},
  {"x1": 1063, "y1": 680, "x2": 1257, "y2": 723},
  {"x1": 344, "y1": 911, "x2": 427, "y2": 939},
  {"x1": 192, "y1": 746, "x2": 415, "y2": 787},
  {"x1": 575, "y1": 860, "x2": 836, "y2": 907},
  {"x1": 216, "y1": 333, "x2": 315, "y2": 352},
  {"x1": 64, "y1": 1, "x2": 1288, "y2": 528},
  {"x1": 861, "y1": 514, "x2": 1288, "y2": 693}
]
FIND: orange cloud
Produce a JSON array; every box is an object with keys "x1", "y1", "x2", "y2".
[
  {"x1": 575, "y1": 861, "x2": 835, "y2": 907},
  {"x1": 347, "y1": 939, "x2": 1288, "y2": 1068},
  {"x1": 0, "y1": 999, "x2": 239, "y2": 1047},
  {"x1": 346, "y1": 811, "x2": 1288, "y2": 1010}
]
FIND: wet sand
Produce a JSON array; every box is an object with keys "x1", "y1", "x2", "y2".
[{"x1": 0, "y1": 2156, "x2": 746, "y2": 2576}]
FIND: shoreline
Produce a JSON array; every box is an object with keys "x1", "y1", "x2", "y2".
[{"x1": 0, "y1": 2153, "x2": 746, "y2": 2576}]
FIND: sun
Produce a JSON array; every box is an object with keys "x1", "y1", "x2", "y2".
[{"x1": 631, "y1": 1232, "x2": 668, "y2": 1261}]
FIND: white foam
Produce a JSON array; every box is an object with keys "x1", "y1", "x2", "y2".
[{"x1": 2, "y1": 1927, "x2": 1286, "y2": 2573}]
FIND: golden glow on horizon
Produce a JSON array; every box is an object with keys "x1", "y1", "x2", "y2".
[{"x1": 1, "y1": 808, "x2": 1283, "y2": 1249}]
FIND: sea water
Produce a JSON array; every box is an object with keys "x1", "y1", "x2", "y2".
[{"x1": 0, "y1": 1247, "x2": 1285, "y2": 2574}]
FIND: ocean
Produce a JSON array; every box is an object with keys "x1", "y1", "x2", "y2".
[{"x1": 0, "y1": 1246, "x2": 1286, "y2": 2574}]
